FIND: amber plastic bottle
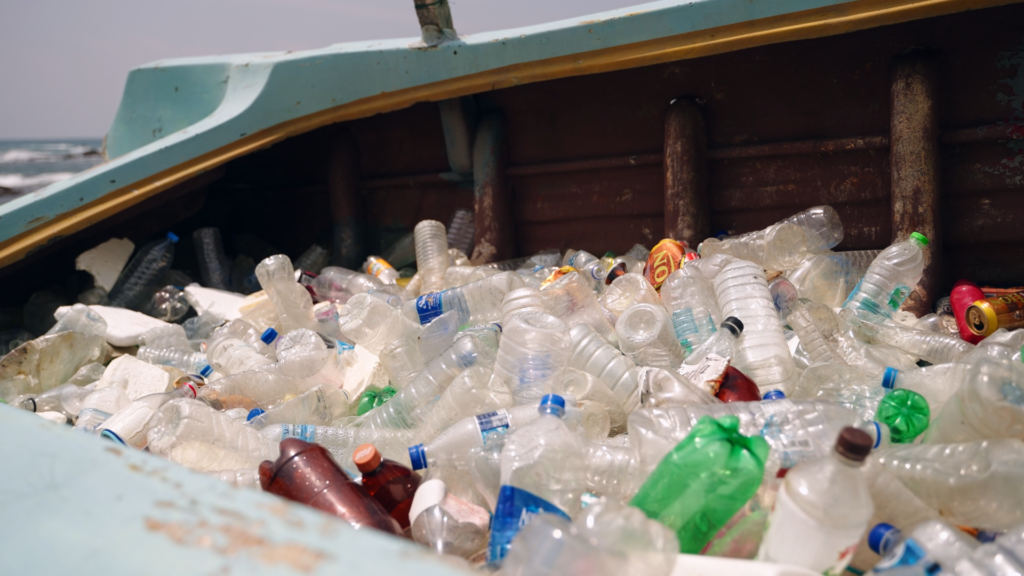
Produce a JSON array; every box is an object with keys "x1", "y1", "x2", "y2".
[
  {"x1": 353, "y1": 443, "x2": 421, "y2": 531},
  {"x1": 715, "y1": 366, "x2": 762, "y2": 403},
  {"x1": 259, "y1": 438, "x2": 402, "y2": 536}
]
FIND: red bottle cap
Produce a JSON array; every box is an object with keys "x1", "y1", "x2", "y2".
[{"x1": 353, "y1": 444, "x2": 382, "y2": 473}]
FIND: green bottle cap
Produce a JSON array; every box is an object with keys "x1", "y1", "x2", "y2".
[
  {"x1": 876, "y1": 389, "x2": 930, "y2": 443},
  {"x1": 603, "y1": 251, "x2": 616, "y2": 259},
  {"x1": 909, "y1": 232, "x2": 929, "y2": 247}
]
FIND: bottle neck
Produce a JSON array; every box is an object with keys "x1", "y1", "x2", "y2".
[{"x1": 832, "y1": 449, "x2": 866, "y2": 468}]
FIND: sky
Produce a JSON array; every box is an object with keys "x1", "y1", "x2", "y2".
[{"x1": 0, "y1": 0, "x2": 643, "y2": 140}]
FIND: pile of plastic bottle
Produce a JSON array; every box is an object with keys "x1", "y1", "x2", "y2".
[{"x1": 4, "y1": 204, "x2": 1024, "y2": 576}]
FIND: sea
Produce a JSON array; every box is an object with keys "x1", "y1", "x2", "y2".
[{"x1": 0, "y1": 140, "x2": 105, "y2": 205}]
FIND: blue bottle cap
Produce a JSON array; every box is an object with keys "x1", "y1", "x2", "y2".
[
  {"x1": 868, "y1": 523, "x2": 898, "y2": 554},
  {"x1": 100, "y1": 429, "x2": 127, "y2": 446},
  {"x1": 976, "y1": 530, "x2": 1000, "y2": 543},
  {"x1": 166, "y1": 232, "x2": 180, "y2": 243},
  {"x1": 199, "y1": 364, "x2": 213, "y2": 377},
  {"x1": 882, "y1": 367, "x2": 899, "y2": 390},
  {"x1": 539, "y1": 394, "x2": 566, "y2": 418},
  {"x1": 260, "y1": 327, "x2": 278, "y2": 345},
  {"x1": 409, "y1": 444, "x2": 427, "y2": 471},
  {"x1": 763, "y1": 390, "x2": 786, "y2": 401},
  {"x1": 246, "y1": 408, "x2": 265, "y2": 422}
]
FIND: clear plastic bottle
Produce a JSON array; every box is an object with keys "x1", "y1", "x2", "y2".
[
  {"x1": 247, "y1": 385, "x2": 349, "y2": 428},
  {"x1": 46, "y1": 303, "x2": 107, "y2": 338},
  {"x1": 192, "y1": 227, "x2": 232, "y2": 290},
  {"x1": 714, "y1": 259, "x2": 798, "y2": 394},
  {"x1": 136, "y1": 346, "x2": 211, "y2": 377},
  {"x1": 378, "y1": 337, "x2": 425, "y2": 388},
  {"x1": 408, "y1": 478, "x2": 490, "y2": 559},
  {"x1": 843, "y1": 310, "x2": 974, "y2": 365},
  {"x1": 98, "y1": 383, "x2": 199, "y2": 449},
  {"x1": 255, "y1": 254, "x2": 320, "y2": 333},
  {"x1": 311, "y1": 266, "x2": 383, "y2": 304},
  {"x1": 107, "y1": 232, "x2": 179, "y2": 310},
  {"x1": 867, "y1": 520, "x2": 978, "y2": 575},
  {"x1": 338, "y1": 293, "x2": 420, "y2": 353},
  {"x1": 146, "y1": 398, "x2": 277, "y2": 472},
  {"x1": 786, "y1": 300, "x2": 845, "y2": 365},
  {"x1": 415, "y1": 220, "x2": 449, "y2": 295},
  {"x1": 259, "y1": 423, "x2": 419, "y2": 474},
  {"x1": 492, "y1": 312, "x2": 572, "y2": 405},
  {"x1": 568, "y1": 323, "x2": 640, "y2": 412},
  {"x1": 925, "y1": 357, "x2": 1024, "y2": 444},
  {"x1": 20, "y1": 382, "x2": 91, "y2": 417},
  {"x1": 757, "y1": 427, "x2": 874, "y2": 574},
  {"x1": 490, "y1": 395, "x2": 586, "y2": 564},
  {"x1": 500, "y1": 287, "x2": 549, "y2": 326},
  {"x1": 142, "y1": 285, "x2": 191, "y2": 322},
  {"x1": 361, "y1": 331, "x2": 498, "y2": 430},
  {"x1": 598, "y1": 272, "x2": 662, "y2": 323},
  {"x1": 402, "y1": 271, "x2": 524, "y2": 326},
  {"x1": 682, "y1": 317, "x2": 743, "y2": 365},
  {"x1": 843, "y1": 232, "x2": 929, "y2": 320},
  {"x1": 956, "y1": 525, "x2": 1024, "y2": 575},
  {"x1": 294, "y1": 244, "x2": 328, "y2": 273},
  {"x1": 446, "y1": 208, "x2": 476, "y2": 257},
  {"x1": 878, "y1": 439, "x2": 1024, "y2": 529},
  {"x1": 363, "y1": 256, "x2": 400, "y2": 284},
  {"x1": 206, "y1": 327, "x2": 274, "y2": 376},
  {"x1": 417, "y1": 365, "x2": 510, "y2": 438},
  {"x1": 562, "y1": 249, "x2": 610, "y2": 292},
  {"x1": 700, "y1": 221, "x2": 812, "y2": 271},
  {"x1": 541, "y1": 271, "x2": 617, "y2": 343},
  {"x1": 615, "y1": 304, "x2": 685, "y2": 370},
  {"x1": 769, "y1": 276, "x2": 800, "y2": 321},
  {"x1": 881, "y1": 363, "x2": 967, "y2": 414}
]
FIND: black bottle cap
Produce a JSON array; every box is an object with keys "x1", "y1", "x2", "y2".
[
  {"x1": 835, "y1": 427, "x2": 873, "y2": 462},
  {"x1": 721, "y1": 317, "x2": 743, "y2": 337}
]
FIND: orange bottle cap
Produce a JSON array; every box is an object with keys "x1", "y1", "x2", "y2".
[{"x1": 353, "y1": 443, "x2": 382, "y2": 473}]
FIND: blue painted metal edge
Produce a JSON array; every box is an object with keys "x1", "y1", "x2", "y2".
[{"x1": 0, "y1": 403, "x2": 470, "y2": 575}]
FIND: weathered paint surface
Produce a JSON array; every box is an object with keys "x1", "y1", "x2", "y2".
[
  {"x1": 472, "y1": 113, "x2": 514, "y2": 263},
  {"x1": 0, "y1": 404, "x2": 469, "y2": 575},
  {"x1": 0, "y1": 0, "x2": 1012, "y2": 259},
  {"x1": 664, "y1": 99, "x2": 711, "y2": 247}
]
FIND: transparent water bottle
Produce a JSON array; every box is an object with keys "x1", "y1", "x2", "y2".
[
  {"x1": 598, "y1": 273, "x2": 662, "y2": 323},
  {"x1": 192, "y1": 227, "x2": 232, "y2": 290},
  {"x1": 363, "y1": 255, "x2": 400, "y2": 284},
  {"x1": 926, "y1": 357, "x2": 1024, "y2": 444},
  {"x1": 490, "y1": 395, "x2": 586, "y2": 564},
  {"x1": 417, "y1": 365, "x2": 510, "y2": 438},
  {"x1": 786, "y1": 300, "x2": 845, "y2": 365},
  {"x1": 568, "y1": 323, "x2": 640, "y2": 412},
  {"x1": 757, "y1": 427, "x2": 874, "y2": 574},
  {"x1": 562, "y1": 249, "x2": 610, "y2": 292},
  {"x1": 98, "y1": 383, "x2": 199, "y2": 449},
  {"x1": 660, "y1": 268, "x2": 722, "y2": 357},
  {"x1": 339, "y1": 293, "x2": 420, "y2": 353},
  {"x1": 700, "y1": 222, "x2": 811, "y2": 271},
  {"x1": 107, "y1": 232, "x2": 179, "y2": 310},
  {"x1": 311, "y1": 266, "x2": 383, "y2": 304},
  {"x1": 146, "y1": 398, "x2": 277, "y2": 472},
  {"x1": 446, "y1": 208, "x2": 475, "y2": 257},
  {"x1": 136, "y1": 346, "x2": 211, "y2": 376},
  {"x1": 415, "y1": 220, "x2": 449, "y2": 295},
  {"x1": 880, "y1": 363, "x2": 968, "y2": 414},
  {"x1": 843, "y1": 310, "x2": 974, "y2": 365},
  {"x1": 878, "y1": 439, "x2": 1024, "y2": 529},
  {"x1": 500, "y1": 287, "x2": 549, "y2": 326},
  {"x1": 379, "y1": 337, "x2": 425, "y2": 388},
  {"x1": 46, "y1": 303, "x2": 107, "y2": 338},
  {"x1": 260, "y1": 423, "x2": 419, "y2": 474},
  {"x1": 714, "y1": 259, "x2": 797, "y2": 394},
  {"x1": 682, "y1": 317, "x2": 743, "y2": 365},
  {"x1": 402, "y1": 271, "x2": 524, "y2": 326},
  {"x1": 492, "y1": 312, "x2": 572, "y2": 405},
  {"x1": 867, "y1": 519, "x2": 978, "y2": 575},
  {"x1": 294, "y1": 244, "x2": 328, "y2": 273},
  {"x1": 843, "y1": 232, "x2": 928, "y2": 320},
  {"x1": 361, "y1": 331, "x2": 498, "y2": 430},
  {"x1": 956, "y1": 524, "x2": 1024, "y2": 575},
  {"x1": 255, "y1": 254, "x2": 319, "y2": 333},
  {"x1": 206, "y1": 326, "x2": 274, "y2": 376},
  {"x1": 248, "y1": 385, "x2": 349, "y2": 428},
  {"x1": 615, "y1": 304, "x2": 685, "y2": 370},
  {"x1": 541, "y1": 271, "x2": 617, "y2": 343}
]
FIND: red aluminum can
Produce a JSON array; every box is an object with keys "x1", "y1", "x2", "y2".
[
  {"x1": 644, "y1": 239, "x2": 685, "y2": 291},
  {"x1": 950, "y1": 280, "x2": 985, "y2": 344}
]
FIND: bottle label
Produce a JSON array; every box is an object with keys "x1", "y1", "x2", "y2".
[
  {"x1": 873, "y1": 539, "x2": 931, "y2": 573},
  {"x1": 887, "y1": 285, "x2": 911, "y2": 311},
  {"x1": 677, "y1": 353, "x2": 730, "y2": 395},
  {"x1": 757, "y1": 486, "x2": 863, "y2": 575},
  {"x1": 672, "y1": 308, "x2": 699, "y2": 355},
  {"x1": 335, "y1": 339, "x2": 355, "y2": 352},
  {"x1": 367, "y1": 257, "x2": 395, "y2": 278},
  {"x1": 416, "y1": 293, "x2": 445, "y2": 324},
  {"x1": 475, "y1": 410, "x2": 511, "y2": 445},
  {"x1": 280, "y1": 424, "x2": 317, "y2": 443},
  {"x1": 488, "y1": 485, "x2": 570, "y2": 565}
]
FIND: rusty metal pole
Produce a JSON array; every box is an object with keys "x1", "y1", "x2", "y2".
[
  {"x1": 438, "y1": 96, "x2": 477, "y2": 175},
  {"x1": 327, "y1": 130, "x2": 366, "y2": 269},
  {"x1": 664, "y1": 99, "x2": 711, "y2": 247},
  {"x1": 890, "y1": 53, "x2": 941, "y2": 316},
  {"x1": 471, "y1": 112, "x2": 514, "y2": 264}
]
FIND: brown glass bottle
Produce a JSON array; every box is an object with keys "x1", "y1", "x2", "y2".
[
  {"x1": 715, "y1": 366, "x2": 762, "y2": 403},
  {"x1": 353, "y1": 443, "x2": 421, "y2": 531},
  {"x1": 259, "y1": 438, "x2": 402, "y2": 536}
]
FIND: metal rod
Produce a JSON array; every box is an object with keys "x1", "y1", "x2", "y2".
[
  {"x1": 890, "y1": 52, "x2": 942, "y2": 316},
  {"x1": 471, "y1": 112, "x2": 515, "y2": 263},
  {"x1": 940, "y1": 122, "x2": 1024, "y2": 145},
  {"x1": 327, "y1": 130, "x2": 366, "y2": 269},
  {"x1": 706, "y1": 135, "x2": 889, "y2": 159},
  {"x1": 507, "y1": 153, "x2": 662, "y2": 177},
  {"x1": 664, "y1": 99, "x2": 711, "y2": 246}
]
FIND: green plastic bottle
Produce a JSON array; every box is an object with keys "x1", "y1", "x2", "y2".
[
  {"x1": 876, "y1": 388, "x2": 930, "y2": 443},
  {"x1": 630, "y1": 414, "x2": 769, "y2": 553}
]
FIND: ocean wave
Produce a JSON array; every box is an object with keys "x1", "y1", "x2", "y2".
[
  {"x1": 0, "y1": 172, "x2": 76, "y2": 192},
  {"x1": 0, "y1": 147, "x2": 100, "y2": 164}
]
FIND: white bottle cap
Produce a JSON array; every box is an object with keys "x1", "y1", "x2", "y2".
[{"x1": 407, "y1": 479, "x2": 447, "y2": 527}]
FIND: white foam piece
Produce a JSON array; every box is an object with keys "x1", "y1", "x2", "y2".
[
  {"x1": 75, "y1": 238, "x2": 135, "y2": 292},
  {"x1": 183, "y1": 284, "x2": 244, "y2": 320},
  {"x1": 37, "y1": 411, "x2": 69, "y2": 424},
  {"x1": 55, "y1": 305, "x2": 169, "y2": 347},
  {"x1": 100, "y1": 355, "x2": 170, "y2": 400},
  {"x1": 341, "y1": 345, "x2": 388, "y2": 400}
]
